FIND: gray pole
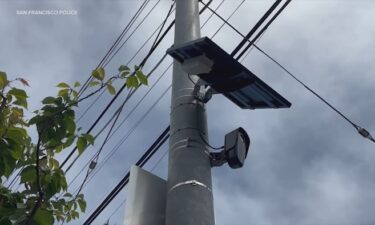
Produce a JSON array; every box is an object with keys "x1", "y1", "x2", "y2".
[{"x1": 166, "y1": 0, "x2": 215, "y2": 225}]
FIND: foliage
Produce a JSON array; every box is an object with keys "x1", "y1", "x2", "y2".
[{"x1": 0, "y1": 66, "x2": 147, "y2": 225}]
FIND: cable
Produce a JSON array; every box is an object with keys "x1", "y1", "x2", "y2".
[
  {"x1": 107, "y1": 199, "x2": 127, "y2": 223},
  {"x1": 82, "y1": 1, "x2": 216, "y2": 223},
  {"x1": 69, "y1": 0, "x2": 229, "y2": 190},
  {"x1": 107, "y1": 147, "x2": 169, "y2": 224},
  {"x1": 227, "y1": 0, "x2": 282, "y2": 57},
  {"x1": 78, "y1": 0, "x2": 151, "y2": 97},
  {"x1": 250, "y1": 44, "x2": 375, "y2": 143},
  {"x1": 151, "y1": 2, "x2": 175, "y2": 50},
  {"x1": 235, "y1": 0, "x2": 291, "y2": 60},
  {"x1": 76, "y1": 0, "x2": 162, "y2": 126},
  {"x1": 211, "y1": 0, "x2": 246, "y2": 39},
  {"x1": 82, "y1": 126, "x2": 170, "y2": 225},
  {"x1": 61, "y1": 0, "x2": 214, "y2": 172},
  {"x1": 63, "y1": 54, "x2": 168, "y2": 174},
  {"x1": 240, "y1": 30, "x2": 266, "y2": 63},
  {"x1": 201, "y1": 0, "x2": 225, "y2": 28},
  {"x1": 78, "y1": 85, "x2": 171, "y2": 191},
  {"x1": 59, "y1": 4, "x2": 175, "y2": 170},
  {"x1": 62, "y1": 57, "x2": 170, "y2": 199},
  {"x1": 102, "y1": 0, "x2": 162, "y2": 68},
  {"x1": 76, "y1": 7, "x2": 176, "y2": 124},
  {"x1": 199, "y1": 132, "x2": 224, "y2": 150},
  {"x1": 203, "y1": 1, "x2": 375, "y2": 143}
]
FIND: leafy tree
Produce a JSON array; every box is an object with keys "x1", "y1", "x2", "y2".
[{"x1": 0, "y1": 66, "x2": 147, "y2": 225}]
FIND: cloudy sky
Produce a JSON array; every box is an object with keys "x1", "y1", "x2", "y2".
[{"x1": 1, "y1": 0, "x2": 375, "y2": 224}]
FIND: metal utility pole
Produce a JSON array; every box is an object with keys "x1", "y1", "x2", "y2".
[{"x1": 166, "y1": 0, "x2": 215, "y2": 225}]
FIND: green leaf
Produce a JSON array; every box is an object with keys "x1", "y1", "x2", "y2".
[
  {"x1": 82, "y1": 134, "x2": 94, "y2": 145},
  {"x1": 20, "y1": 166, "x2": 36, "y2": 183},
  {"x1": 126, "y1": 76, "x2": 139, "y2": 88},
  {"x1": 63, "y1": 193, "x2": 73, "y2": 198},
  {"x1": 34, "y1": 209, "x2": 54, "y2": 225},
  {"x1": 42, "y1": 96, "x2": 56, "y2": 105},
  {"x1": 0, "y1": 71, "x2": 7, "y2": 89},
  {"x1": 58, "y1": 88, "x2": 69, "y2": 97},
  {"x1": 71, "y1": 210, "x2": 79, "y2": 219},
  {"x1": 136, "y1": 70, "x2": 148, "y2": 85},
  {"x1": 118, "y1": 65, "x2": 130, "y2": 72},
  {"x1": 77, "y1": 198, "x2": 87, "y2": 212},
  {"x1": 0, "y1": 153, "x2": 16, "y2": 177},
  {"x1": 56, "y1": 82, "x2": 70, "y2": 88},
  {"x1": 118, "y1": 65, "x2": 130, "y2": 78},
  {"x1": 76, "y1": 136, "x2": 87, "y2": 155},
  {"x1": 91, "y1": 67, "x2": 105, "y2": 81},
  {"x1": 50, "y1": 158, "x2": 60, "y2": 170},
  {"x1": 88, "y1": 81, "x2": 101, "y2": 87},
  {"x1": 8, "y1": 88, "x2": 28, "y2": 99},
  {"x1": 65, "y1": 118, "x2": 76, "y2": 135},
  {"x1": 107, "y1": 84, "x2": 116, "y2": 95},
  {"x1": 74, "y1": 81, "x2": 81, "y2": 88},
  {"x1": 13, "y1": 98, "x2": 28, "y2": 109},
  {"x1": 62, "y1": 135, "x2": 75, "y2": 149}
]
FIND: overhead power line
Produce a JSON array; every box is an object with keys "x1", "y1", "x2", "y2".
[
  {"x1": 81, "y1": 1, "x2": 217, "y2": 223},
  {"x1": 76, "y1": 6, "x2": 176, "y2": 124},
  {"x1": 102, "y1": 0, "x2": 163, "y2": 68},
  {"x1": 82, "y1": 126, "x2": 170, "y2": 225},
  {"x1": 71, "y1": 84, "x2": 171, "y2": 194},
  {"x1": 228, "y1": 0, "x2": 282, "y2": 57},
  {"x1": 211, "y1": 0, "x2": 246, "y2": 39},
  {"x1": 67, "y1": 0, "x2": 225, "y2": 187},
  {"x1": 235, "y1": 0, "x2": 291, "y2": 60},
  {"x1": 202, "y1": 0, "x2": 375, "y2": 143},
  {"x1": 59, "y1": 2, "x2": 177, "y2": 170},
  {"x1": 63, "y1": 1, "x2": 176, "y2": 174},
  {"x1": 106, "y1": 147, "x2": 169, "y2": 224},
  {"x1": 78, "y1": 0, "x2": 151, "y2": 97},
  {"x1": 70, "y1": 0, "x2": 231, "y2": 196}
]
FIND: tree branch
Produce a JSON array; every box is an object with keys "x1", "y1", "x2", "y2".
[
  {"x1": 0, "y1": 92, "x2": 7, "y2": 112},
  {"x1": 25, "y1": 136, "x2": 44, "y2": 225}
]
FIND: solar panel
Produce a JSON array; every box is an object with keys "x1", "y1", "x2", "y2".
[{"x1": 167, "y1": 37, "x2": 291, "y2": 109}]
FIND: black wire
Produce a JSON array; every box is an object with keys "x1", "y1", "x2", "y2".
[
  {"x1": 107, "y1": 199, "x2": 127, "y2": 222},
  {"x1": 81, "y1": 85, "x2": 171, "y2": 188},
  {"x1": 78, "y1": 0, "x2": 150, "y2": 97},
  {"x1": 211, "y1": 0, "x2": 246, "y2": 39},
  {"x1": 201, "y1": 0, "x2": 225, "y2": 28},
  {"x1": 240, "y1": 30, "x2": 266, "y2": 62},
  {"x1": 76, "y1": 6, "x2": 175, "y2": 124},
  {"x1": 63, "y1": 55, "x2": 168, "y2": 174},
  {"x1": 63, "y1": 55, "x2": 170, "y2": 192},
  {"x1": 106, "y1": 147, "x2": 168, "y2": 224},
  {"x1": 203, "y1": 1, "x2": 375, "y2": 143},
  {"x1": 151, "y1": 2, "x2": 175, "y2": 50},
  {"x1": 252, "y1": 44, "x2": 359, "y2": 129},
  {"x1": 102, "y1": 0, "x2": 162, "y2": 68},
  {"x1": 6, "y1": 167, "x2": 23, "y2": 189},
  {"x1": 227, "y1": 0, "x2": 282, "y2": 57},
  {"x1": 61, "y1": 0, "x2": 214, "y2": 171},
  {"x1": 82, "y1": 1, "x2": 216, "y2": 223},
  {"x1": 199, "y1": 132, "x2": 224, "y2": 150},
  {"x1": 59, "y1": 7, "x2": 175, "y2": 170},
  {"x1": 82, "y1": 126, "x2": 170, "y2": 225},
  {"x1": 66, "y1": 109, "x2": 121, "y2": 202},
  {"x1": 235, "y1": 0, "x2": 292, "y2": 60},
  {"x1": 68, "y1": 0, "x2": 224, "y2": 191}
]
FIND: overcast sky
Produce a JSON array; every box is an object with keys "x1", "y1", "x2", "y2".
[{"x1": 1, "y1": 0, "x2": 375, "y2": 225}]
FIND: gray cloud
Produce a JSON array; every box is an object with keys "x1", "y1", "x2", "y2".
[{"x1": 1, "y1": 0, "x2": 375, "y2": 225}]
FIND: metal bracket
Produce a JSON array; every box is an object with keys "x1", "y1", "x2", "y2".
[
  {"x1": 169, "y1": 180, "x2": 212, "y2": 193},
  {"x1": 193, "y1": 79, "x2": 214, "y2": 103},
  {"x1": 209, "y1": 150, "x2": 227, "y2": 167}
]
